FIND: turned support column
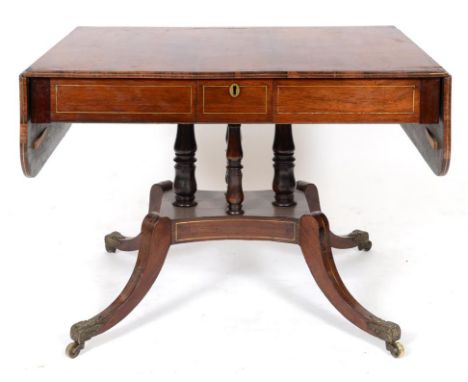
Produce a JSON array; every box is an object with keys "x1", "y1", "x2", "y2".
[
  {"x1": 173, "y1": 124, "x2": 197, "y2": 207},
  {"x1": 225, "y1": 124, "x2": 244, "y2": 215},
  {"x1": 272, "y1": 124, "x2": 296, "y2": 207}
]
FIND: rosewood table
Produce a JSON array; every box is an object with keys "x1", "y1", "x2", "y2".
[{"x1": 19, "y1": 26, "x2": 451, "y2": 358}]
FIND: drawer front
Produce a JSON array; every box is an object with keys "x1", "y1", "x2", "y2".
[
  {"x1": 274, "y1": 79, "x2": 420, "y2": 123},
  {"x1": 50, "y1": 79, "x2": 196, "y2": 122},
  {"x1": 198, "y1": 80, "x2": 272, "y2": 122}
]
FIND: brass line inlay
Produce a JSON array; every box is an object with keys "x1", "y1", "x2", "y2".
[
  {"x1": 54, "y1": 84, "x2": 193, "y2": 115},
  {"x1": 174, "y1": 218, "x2": 296, "y2": 242},
  {"x1": 202, "y1": 85, "x2": 269, "y2": 115},
  {"x1": 25, "y1": 71, "x2": 449, "y2": 79},
  {"x1": 276, "y1": 85, "x2": 416, "y2": 115}
]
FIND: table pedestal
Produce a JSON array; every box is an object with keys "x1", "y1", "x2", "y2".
[{"x1": 66, "y1": 124, "x2": 403, "y2": 359}]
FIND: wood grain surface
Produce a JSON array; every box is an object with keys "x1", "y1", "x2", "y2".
[
  {"x1": 50, "y1": 79, "x2": 196, "y2": 122},
  {"x1": 198, "y1": 80, "x2": 272, "y2": 122},
  {"x1": 20, "y1": 26, "x2": 451, "y2": 177},
  {"x1": 23, "y1": 26, "x2": 447, "y2": 79},
  {"x1": 274, "y1": 79, "x2": 421, "y2": 123},
  {"x1": 44, "y1": 78, "x2": 440, "y2": 124},
  {"x1": 401, "y1": 76, "x2": 451, "y2": 175}
]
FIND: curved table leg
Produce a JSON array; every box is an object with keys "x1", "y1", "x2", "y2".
[
  {"x1": 296, "y1": 181, "x2": 321, "y2": 212},
  {"x1": 329, "y1": 230, "x2": 372, "y2": 251},
  {"x1": 67, "y1": 213, "x2": 172, "y2": 358},
  {"x1": 104, "y1": 231, "x2": 140, "y2": 253},
  {"x1": 297, "y1": 181, "x2": 372, "y2": 251},
  {"x1": 104, "y1": 181, "x2": 172, "y2": 253},
  {"x1": 298, "y1": 213, "x2": 403, "y2": 357}
]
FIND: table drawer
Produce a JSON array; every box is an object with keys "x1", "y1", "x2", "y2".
[
  {"x1": 274, "y1": 79, "x2": 421, "y2": 123},
  {"x1": 198, "y1": 80, "x2": 272, "y2": 122},
  {"x1": 50, "y1": 79, "x2": 196, "y2": 122}
]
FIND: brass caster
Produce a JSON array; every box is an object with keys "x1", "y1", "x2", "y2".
[
  {"x1": 350, "y1": 230, "x2": 372, "y2": 251},
  {"x1": 104, "y1": 231, "x2": 125, "y2": 253},
  {"x1": 358, "y1": 240, "x2": 372, "y2": 251},
  {"x1": 386, "y1": 341, "x2": 405, "y2": 358},
  {"x1": 66, "y1": 341, "x2": 84, "y2": 359}
]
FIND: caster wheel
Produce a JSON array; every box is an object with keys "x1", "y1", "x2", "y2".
[
  {"x1": 104, "y1": 231, "x2": 125, "y2": 253},
  {"x1": 66, "y1": 342, "x2": 83, "y2": 359},
  {"x1": 386, "y1": 341, "x2": 405, "y2": 358}
]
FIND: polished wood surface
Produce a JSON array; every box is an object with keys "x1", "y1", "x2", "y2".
[
  {"x1": 68, "y1": 213, "x2": 172, "y2": 358},
  {"x1": 105, "y1": 181, "x2": 173, "y2": 253},
  {"x1": 402, "y1": 76, "x2": 451, "y2": 175},
  {"x1": 20, "y1": 26, "x2": 451, "y2": 177},
  {"x1": 274, "y1": 79, "x2": 421, "y2": 123},
  {"x1": 298, "y1": 213, "x2": 400, "y2": 348},
  {"x1": 30, "y1": 78, "x2": 51, "y2": 123},
  {"x1": 174, "y1": 217, "x2": 297, "y2": 243},
  {"x1": 161, "y1": 189, "x2": 307, "y2": 221},
  {"x1": 51, "y1": 79, "x2": 196, "y2": 123},
  {"x1": 173, "y1": 124, "x2": 197, "y2": 207},
  {"x1": 20, "y1": 27, "x2": 448, "y2": 358},
  {"x1": 46, "y1": 78, "x2": 433, "y2": 124},
  {"x1": 69, "y1": 182, "x2": 399, "y2": 358},
  {"x1": 20, "y1": 77, "x2": 71, "y2": 177},
  {"x1": 272, "y1": 124, "x2": 296, "y2": 206},
  {"x1": 419, "y1": 79, "x2": 441, "y2": 124},
  {"x1": 198, "y1": 80, "x2": 272, "y2": 123},
  {"x1": 23, "y1": 26, "x2": 446, "y2": 79},
  {"x1": 225, "y1": 124, "x2": 244, "y2": 215},
  {"x1": 106, "y1": 181, "x2": 372, "y2": 252}
]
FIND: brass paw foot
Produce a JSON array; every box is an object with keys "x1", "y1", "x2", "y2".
[
  {"x1": 104, "y1": 231, "x2": 126, "y2": 253},
  {"x1": 368, "y1": 318, "x2": 403, "y2": 357},
  {"x1": 386, "y1": 341, "x2": 405, "y2": 358},
  {"x1": 66, "y1": 316, "x2": 104, "y2": 358},
  {"x1": 349, "y1": 230, "x2": 372, "y2": 251},
  {"x1": 368, "y1": 319, "x2": 401, "y2": 342}
]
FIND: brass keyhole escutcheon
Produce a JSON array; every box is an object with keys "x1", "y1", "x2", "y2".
[{"x1": 229, "y1": 83, "x2": 240, "y2": 98}]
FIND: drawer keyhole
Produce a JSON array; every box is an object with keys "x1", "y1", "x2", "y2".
[{"x1": 229, "y1": 83, "x2": 240, "y2": 98}]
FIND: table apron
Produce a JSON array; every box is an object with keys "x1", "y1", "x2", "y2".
[{"x1": 41, "y1": 78, "x2": 440, "y2": 124}]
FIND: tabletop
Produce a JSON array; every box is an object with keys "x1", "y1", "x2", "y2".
[
  {"x1": 23, "y1": 26, "x2": 447, "y2": 79},
  {"x1": 19, "y1": 26, "x2": 451, "y2": 179}
]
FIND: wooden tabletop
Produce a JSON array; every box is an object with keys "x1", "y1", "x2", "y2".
[{"x1": 23, "y1": 26, "x2": 447, "y2": 79}]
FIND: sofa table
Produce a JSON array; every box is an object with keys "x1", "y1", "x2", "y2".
[{"x1": 19, "y1": 26, "x2": 451, "y2": 358}]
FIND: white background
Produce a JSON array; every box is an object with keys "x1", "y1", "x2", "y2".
[{"x1": 1, "y1": 0, "x2": 467, "y2": 380}]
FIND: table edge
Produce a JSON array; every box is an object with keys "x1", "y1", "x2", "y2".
[{"x1": 21, "y1": 69, "x2": 450, "y2": 80}]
